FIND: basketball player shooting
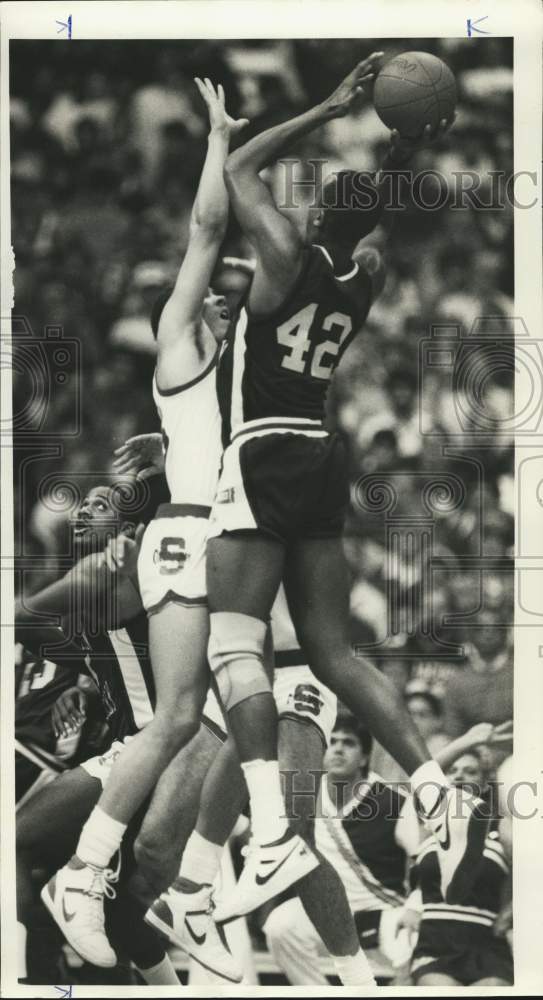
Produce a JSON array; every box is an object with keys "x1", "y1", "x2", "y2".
[{"x1": 204, "y1": 53, "x2": 487, "y2": 940}]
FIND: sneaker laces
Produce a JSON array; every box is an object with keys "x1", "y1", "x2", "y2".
[{"x1": 85, "y1": 854, "x2": 120, "y2": 903}]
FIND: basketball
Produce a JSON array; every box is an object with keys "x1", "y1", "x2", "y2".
[{"x1": 373, "y1": 52, "x2": 457, "y2": 137}]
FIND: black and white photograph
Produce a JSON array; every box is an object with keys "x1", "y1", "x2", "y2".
[{"x1": 1, "y1": 2, "x2": 541, "y2": 994}]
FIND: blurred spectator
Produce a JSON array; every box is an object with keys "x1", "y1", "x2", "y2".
[
  {"x1": 129, "y1": 49, "x2": 205, "y2": 184},
  {"x1": 404, "y1": 689, "x2": 449, "y2": 757},
  {"x1": 356, "y1": 369, "x2": 428, "y2": 463},
  {"x1": 443, "y1": 613, "x2": 513, "y2": 744}
]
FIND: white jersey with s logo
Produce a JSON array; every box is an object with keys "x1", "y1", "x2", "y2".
[{"x1": 153, "y1": 349, "x2": 222, "y2": 506}]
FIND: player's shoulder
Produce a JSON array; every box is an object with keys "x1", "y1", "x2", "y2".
[{"x1": 313, "y1": 243, "x2": 376, "y2": 311}]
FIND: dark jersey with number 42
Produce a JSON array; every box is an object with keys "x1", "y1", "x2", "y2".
[{"x1": 218, "y1": 244, "x2": 373, "y2": 441}]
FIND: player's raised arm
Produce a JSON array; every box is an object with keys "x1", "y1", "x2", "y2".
[
  {"x1": 224, "y1": 53, "x2": 384, "y2": 313},
  {"x1": 354, "y1": 115, "x2": 456, "y2": 301},
  {"x1": 156, "y1": 80, "x2": 248, "y2": 353}
]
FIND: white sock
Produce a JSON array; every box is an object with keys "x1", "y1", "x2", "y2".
[
  {"x1": 241, "y1": 759, "x2": 288, "y2": 844},
  {"x1": 333, "y1": 949, "x2": 376, "y2": 986},
  {"x1": 410, "y1": 760, "x2": 449, "y2": 818},
  {"x1": 136, "y1": 954, "x2": 179, "y2": 985},
  {"x1": 17, "y1": 921, "x2": 27, "y2": 979},
  {"x1": 179, "y1": 830, "x2": 223, "y2": 887},
  {"x1": 75, "y1": 805, "x2": 127, "y2": 868}
]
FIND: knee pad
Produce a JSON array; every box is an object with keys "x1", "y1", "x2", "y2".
[{"x1": 208, "y1": 612, "x2": 271, "y2": 712}]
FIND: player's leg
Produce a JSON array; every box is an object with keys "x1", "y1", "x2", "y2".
[
  {"x1": 278, "y1": 715, "x2": 375, "y2": 986},
  {"x1": 42, "y1": 604, "x2": 210, "y2": 967},
  {"x1": 143, "y1": 729, "x2": 245, "y2": 982},
  {"x1": 285, "y1": 539, "x2": 429, "y2": 773},
  {"x1": 207, "y1": 536, "x2": 320, "y2": 917},
  {"x1": 284, "y1": 536, "x2": 490, "y2": 904},
  {"x1": 207, "y1": 532, "x2": 284, "y2": 764},
  {"x1": 25, "y1": 755, "x2": 178, "y2": 984},
  {"x1": 133, "y1": 720, "x2": 224, "y2": 898},
  {"x1": 16, "y1": 766, "x2": 102, "y2": 983},
  {"x1": 96, "y1": 603, "x2": 210, "y2": 823}
]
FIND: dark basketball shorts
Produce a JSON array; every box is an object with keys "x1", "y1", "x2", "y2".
[
  {"x1": 411, "y1": 918, "x2": 513, "y2": 984},
  {"x1": 209, "y1": 424, "x2": 349, "y2": 543}
]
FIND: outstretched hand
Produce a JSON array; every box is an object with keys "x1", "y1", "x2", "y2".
[
  {"x1": 321, "y1": 52, "x2": 385, "y2": 118},
  {"x1": 389, "y1": 114, "x2": 456, "y2": 162},
  {"x1": 462, "y1": 719, "x2": 513, "y2": 751},
  {"x1": 112, "y1": 433, "x2": 164, "y2": 481},
  {"x1": 104, "y1": 522, "x2": 146, "y2": 578},
  {"x1": 195, "y1": 77, "x2": 249, "y2": 136}
]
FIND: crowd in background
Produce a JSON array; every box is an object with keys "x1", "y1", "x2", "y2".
[{"x1": 11, "y1": 37, "x2": 514, "y2": 983}]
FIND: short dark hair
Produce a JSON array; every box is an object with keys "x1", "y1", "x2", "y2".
[
  {"x1": 150, "y1": 286, "x2": 174, "y2": 338},
  {"x1": 332, "y1": 713, "x2": 373, "y2": 758},
  {"x1": 87, "y1": 478, "x2": 157, "y2": 528},
  {"x1": 405, "y1": 690, "x2": 443, "y2": 718},
  {"x1": 320, "y1": 170, "x2": 383, "y2": 246},
  {"x1": 385, "y1": 367, "x2": 417, "y2": 392}
]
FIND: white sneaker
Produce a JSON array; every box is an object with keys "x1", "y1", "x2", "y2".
[
  {"x1": 213, "y1": 829, "x2": 319, "y2": 923},
  {"x1": 145, "y1": 883, "x2": 242, "y2": 983},
  {"x1": 40, "y1": 859, "x2": 118, "y2": 968},
  {"x1": 426, "y1": 786, "x2": 490, "y2": 904}
]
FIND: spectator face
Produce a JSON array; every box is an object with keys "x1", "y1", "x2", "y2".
[
  {"x1": 470, "y1": 612, "x2": 507, "y2": 659},
  {"x1": 406, "y1": 694, "x2": 442, "y2": 740},
  {"x1": 447, "y1": 752, "x2": 486, "y2": 796},
  {"x1": 324, "y1": 729, "x2": 367, "y2": 781},
  {"x1": 203, "y1": 289, "x2": 230, "y2": 343}
]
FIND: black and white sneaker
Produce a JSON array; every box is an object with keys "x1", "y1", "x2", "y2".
[
  {"x1": 145, "y1": 883, "x2": 242, "y2": 983},
  {"x1": 213, "y1": 829, "x2": 319, "y2": 923}
]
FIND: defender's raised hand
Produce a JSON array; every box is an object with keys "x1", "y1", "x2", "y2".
[
  {"x1": 195, "y1": 77, "x2": 249, "y2": 136},
  {"x1": 321, "y1": 52, "x2": 385, "y2": 118}
]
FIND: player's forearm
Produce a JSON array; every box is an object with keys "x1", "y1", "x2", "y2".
[
  {"x1": 434, "y1": 731, "x2": 476, "y2": 771},
  {"x1": 224, "y1": 101, "x2": 334, "y2": 180},
  {"x1": 191, "y1": 128, "x2": 231, "y2": 233}
]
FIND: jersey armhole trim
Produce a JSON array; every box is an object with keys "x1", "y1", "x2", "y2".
[
  {"x1": 154, "y1": 347, "x2": 219, "y2": 396},
  {"x1": 314, "y1": 244, "x2": 359, "y2": 282},
  {"x1": 336, "y1": 262, "x2": 360, "y2": 282}
]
